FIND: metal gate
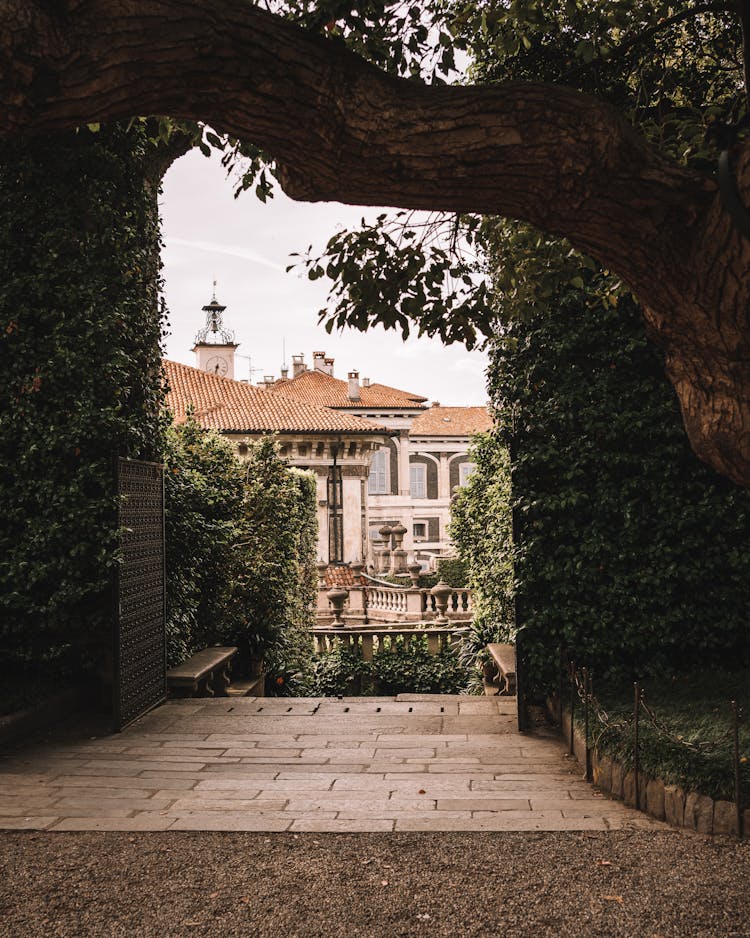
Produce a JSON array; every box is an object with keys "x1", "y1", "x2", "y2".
[{"x1": 113, "y1": 457, "x2": 167, "y2": 731}]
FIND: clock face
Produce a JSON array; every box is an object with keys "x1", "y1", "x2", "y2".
[{"x1": 206, "y1": 355, "x2": 228, "y2": 376}]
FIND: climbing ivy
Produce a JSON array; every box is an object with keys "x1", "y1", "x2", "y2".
[
  {"x1": 0, "y1": 124, "x2": 165, "y2": 679},
  {"x1": 490, "y1": 295, "x2": 750, "y2": 696}
]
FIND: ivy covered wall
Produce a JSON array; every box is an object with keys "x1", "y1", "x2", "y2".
[
  {"x1": 490, "y1": 296, "x2": 750, "y2": 696},
  {"x1": 0, "y1": 125, "x2": 165, "y2": 678}
]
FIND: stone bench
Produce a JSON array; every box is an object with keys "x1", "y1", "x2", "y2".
[
  {"x1": 486, "y1": 643, "x2": 517, "y2": 696},
  {"x1": 167, "y1": 646, "x2": 238, "y2": 699}
]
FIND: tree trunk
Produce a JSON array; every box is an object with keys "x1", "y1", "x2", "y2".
[{"x1": 1, "y1": 0, "x2": 749, "y2": 484}]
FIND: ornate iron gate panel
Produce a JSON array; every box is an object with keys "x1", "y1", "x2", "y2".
[{"x1": 113, "y1": 457, "x2": 167, "y2": 731}]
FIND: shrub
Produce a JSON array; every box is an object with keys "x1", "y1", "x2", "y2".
[
  {"x1": 450, "y1": 432, "x2": 514, "y2": 645},
  {"x1": 230, "y1": 438, "x2": 317, "y2": 675},
  {"x1": 372, "y1": 638, "x2": 466, "y2": 695},
  {"x1": 164, "y1": 417, "x2": 245, "y2": 666},
  {"x1": 164, "y1": 427, "x2": 318, "y2": 673}
]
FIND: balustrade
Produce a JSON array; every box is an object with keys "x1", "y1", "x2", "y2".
[
  {"x1": 312, "y1": 626, "x2": 462, "y2": 661},
  {"x1": 318, "y1": 579, "x2": 473, "y2": 627}
]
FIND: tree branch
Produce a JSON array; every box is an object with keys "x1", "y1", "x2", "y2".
[
  {"x1": 1, "y1": 0, "x2": 750, "y2": 487},
  {"x1": 0, "y1": 1, "x2": 714, "y2": 304}
]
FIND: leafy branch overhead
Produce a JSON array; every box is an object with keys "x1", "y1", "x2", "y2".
[{"x1": 2, "y1": 0, "x2": 750, "y2": 484}]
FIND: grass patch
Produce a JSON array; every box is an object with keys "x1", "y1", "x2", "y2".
[{"x1": 579, "y1": 669, "x2": 750, "y2": 802}]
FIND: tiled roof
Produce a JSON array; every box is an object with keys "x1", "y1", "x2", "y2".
[
  {"x1": 324, "y1": 565, "x2": 359, "y2": 587},
  {"x1": 410, "y1": 406, "x2": 493, "y2": 436},
  {"x1": 163, "y1": 360, "x2": 389, "y2": 434},
  {"x1": 274, "y1": 369, "x2": 428, "y2": 408}
]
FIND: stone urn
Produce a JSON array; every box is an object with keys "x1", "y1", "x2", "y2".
[
  {"x1": 316, "y1": 560, "x2": 328, "y2": 589},
  {"x1": 350, "y1": 559, "x2": 364, "y2": 582},
  {"x1": 407, "y1": 560, "x2": 422, "y2": 587},
  {"x1": 391, "y1": 522, "x2": 407, "y2": 549},
  {"x1": 391, "y1": 523, "x2": 408, "y2": 574},
  {"x1": 378, "y1": 523, "x2": 393, "y2": 573},
  {"x1": 326, "y1": 586, "x2": 348, "y2": 628},
  {"x1": 430, "y1": 579, "x2": 453, "y2": 624}
]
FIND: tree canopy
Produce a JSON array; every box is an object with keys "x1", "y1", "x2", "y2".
[{"x1": 1, "y1": 0, "x2": 750, "y2": 484}]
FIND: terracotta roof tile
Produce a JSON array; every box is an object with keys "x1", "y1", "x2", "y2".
[
  {"x1": 324, "y1": 565, "x2": 358, "y2": 587},
  {"x1": 410, "y1": 406, "x2": 492, "y2": 436},
  {"x1": 274, "y1": 369, "x2": 428, "y2": 408},
  {"x1": 163, "y1": 360, "x2": 389, "y2": 434}
]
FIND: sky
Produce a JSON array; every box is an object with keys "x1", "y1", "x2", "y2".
[{"x1": 160, "y1": 150, "x2": 489, "y2": 406}]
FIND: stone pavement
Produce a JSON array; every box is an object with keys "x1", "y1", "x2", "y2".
[{"x1": 0, "y1": 695, "x2": 662, "y2": 832}]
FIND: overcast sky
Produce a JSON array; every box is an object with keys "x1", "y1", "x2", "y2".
[{"x1": 160, "y1": 150, "x2": 489, "y2": 406}]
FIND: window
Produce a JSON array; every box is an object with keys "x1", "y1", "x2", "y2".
[
  {"x1": 410, "y1": 464, "x2": 426, "y2": 498},
  {"x1": 459, "y1": 462, "x2": 475, "y2": 487},
  {"x1": 413, "y1": 522, "x2": 427, "y2": 541},
  {"x1": 368, "y1": 449, "x2": 387, "y2": 494},
  {"x1": 327, "y1": 466, "x2": 344, "y2": 563}
]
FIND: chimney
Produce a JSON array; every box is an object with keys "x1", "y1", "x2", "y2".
[
  {"x1": 280, "y1": 365, "x2": 289, "y2": 380},
  {"x1": 324, "y1": 356, "x2": 335, "y2": 376},
  {"x1": 263, "y1": 375, "x2": 275, "y2": 387},
  {"x1": 362, "y1": 377, "x2": 370, "y2": 388},
  {"x1": 292, "y1": 354, "x2": 306, "y2": 378},
  {"x1": 432, "y1": 401, "x2": 440, "y2": 408},
  {"x1": 347, "y1": 370, "x2": 361, "y2": 401},
  {"x1": 313, "y1": 351, "x2": 326, "y2": 372}
]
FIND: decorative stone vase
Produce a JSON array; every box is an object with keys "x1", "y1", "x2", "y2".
[
  {"x1": 316, "y1": 560, "x2": 328, "y2": 588},
  {"x1": 407, "y1": 560, "x2": 422, "y2": 586},
  {"x1": 378, "y1": 523, "x2": 393, "y2": 574},
  {"x1": 350, "y1": 559, "x2": 364, "y2": 582},
  {"x1": 326, "y1": 586, "x2": 348, "y2": 628},
  {"x1": 391, "y1": 522, "x2": 407, "y2": 549},
  {"x1": 430, "y1": 579, "x2": 453, "y2": 624},
  {"x1": 378, "y1": 523, "x2": 393, "y2": 543}
]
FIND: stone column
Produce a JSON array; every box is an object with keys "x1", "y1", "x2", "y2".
[
  {"x1": 438, "y1": 453, "x2": 451, "y2": 499},
  {"x1": 398, "y1": 430, "x2": 411, "y2": 497}
]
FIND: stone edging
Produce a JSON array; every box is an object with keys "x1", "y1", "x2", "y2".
[{"x1": 564, "y1": 709, "x2": 748, "y2": 838}]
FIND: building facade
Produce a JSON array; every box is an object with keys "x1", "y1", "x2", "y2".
[
  {"x1": 271, "y1": 352, "x2": 493, "y2": 571},
  {"x1": 170, "y1": 295, "x2": 492, "y2": 572}
]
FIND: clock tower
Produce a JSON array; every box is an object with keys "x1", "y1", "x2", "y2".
[{"x1": 192, "y1": 284, "x2": 239, "y2": 379}]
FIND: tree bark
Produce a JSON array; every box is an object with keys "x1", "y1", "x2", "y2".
[{"x1": 2, "y1": 0, "x2": 749, "y2": 484}]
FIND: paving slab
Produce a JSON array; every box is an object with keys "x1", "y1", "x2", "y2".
[{"x1": 0, "y1": 695, "x2": 663, "y2": 832}]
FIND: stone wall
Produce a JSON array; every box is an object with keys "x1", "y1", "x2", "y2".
[{"x1": 564, "y1": 710, "x2": 748, "y2": 838}]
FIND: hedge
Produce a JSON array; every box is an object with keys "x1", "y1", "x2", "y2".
[
  {"x1": 488, "y1": 295, "x2": 750, "y2": 695},
  {"x1": 0, "y1": 124, "x2": 165, "y2": 679}
]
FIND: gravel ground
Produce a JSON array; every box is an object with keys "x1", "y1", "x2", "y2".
[{"x1": 0, "y1": 829, "x2": 747, "y2": 937}]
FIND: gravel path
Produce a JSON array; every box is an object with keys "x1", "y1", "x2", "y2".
[{"x1": 1, "y1": 829, "x2": 747, "y2": 937}]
